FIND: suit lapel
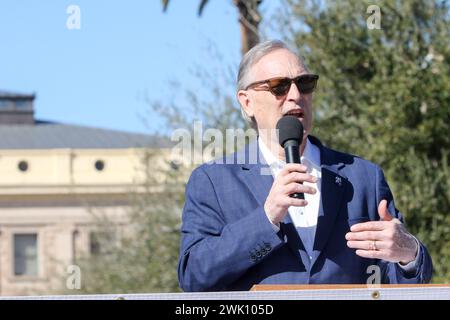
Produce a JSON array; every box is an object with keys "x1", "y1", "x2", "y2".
[
  {"x1": 240, "y1": 141, "x2": 274, "y2": 208},
  {"x1": 280, "y1": 215, "x2": 309, "y2": 268},
  {"x1": 313, "y1": 168, "x2": 346, "y2": 243},
  {"x1": 310, "y1": 142, "x2": 348, "y2": 268}
]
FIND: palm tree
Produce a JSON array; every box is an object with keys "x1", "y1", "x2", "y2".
[{"x1": 161, "y1": 0, "x2": 263, "y2": 55}]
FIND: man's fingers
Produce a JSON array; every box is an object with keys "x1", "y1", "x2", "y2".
[
  {"x1": 278, "y1": 163, "x2": 308, "y2": 176},
  {"x1": 285, "y1": 197, "x2": 308, "y2": 207},
  {"x1": 345, "y1": 231, "x2": 385, "y2": 241},
  {"x1": 283, "y1": 172, "x2": 317, "y2": 185},
  {"x1": 378, "y1": 199, "x2": 394, "y2": 221},
  {"x1": 346, "y1": 240, "x2": 387, "y2": 250},
  {"x1": 350, "y1": 221, "x2": 386, "y2": 232},
  {"x1": 285, "y1": 182, "x2": 316, "y2": 195},
  {"x1": 355, "y1": 249, "x2": 385, "y2": 260}
]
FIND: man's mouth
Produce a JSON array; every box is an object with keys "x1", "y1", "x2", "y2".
[{"x1": 284, "y1": 109, "x2": 304, "y2": 118}]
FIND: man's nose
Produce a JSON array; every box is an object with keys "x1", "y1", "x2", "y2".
[{"x1": 286, "y1": 81, "x2": 301, "y2": 101}]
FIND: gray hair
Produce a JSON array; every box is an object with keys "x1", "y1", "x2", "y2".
[{"x1": 236, "y1": 40, "x2": 306, "y2": 129}]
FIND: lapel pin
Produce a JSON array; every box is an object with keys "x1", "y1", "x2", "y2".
[{"x1": 335, "y1": 176, "x2": 342, "y2": 186}]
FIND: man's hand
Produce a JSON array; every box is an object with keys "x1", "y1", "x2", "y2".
[
  {"x1": 345, "y1": 200, "x2": 418, "y2": 264},
  {"x1": 264, "y1": 163, "x2": 317, "y2": 225}
]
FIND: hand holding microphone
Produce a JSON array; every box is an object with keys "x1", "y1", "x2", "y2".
[
  {"x1": 277, "y1": 115, "x2": 306, "y2": 199},
  {"x1": 263, "y1": 116, "x2": 317, "y2": 225}
]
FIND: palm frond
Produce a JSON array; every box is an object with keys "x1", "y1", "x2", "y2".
[
  {"x1": 198, "y1": 0, "x2": 209, "y2": 16},
  {"x1": 161, "y1": 0, "x2": 170, "y2": 12}
]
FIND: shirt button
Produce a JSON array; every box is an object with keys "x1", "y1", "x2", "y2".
[{"x1": 309, "y1": 256, "x2": 313, "y2": 260}]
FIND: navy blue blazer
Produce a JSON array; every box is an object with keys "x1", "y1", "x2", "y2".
[{"x1": 178, "y1": 136, "x2": 433, "y2": 291}]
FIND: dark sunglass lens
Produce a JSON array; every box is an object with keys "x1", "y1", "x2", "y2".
[
  {"x1": 270, "y1": 79, "x2": 291, "y2": 96},
  {"x1": 296, "y1": 76, "x2": 317, "y2": 93}
]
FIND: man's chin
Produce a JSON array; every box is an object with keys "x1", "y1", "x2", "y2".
[
  {"x1": 295, "y1": 116, "x2": 311, "y2": 134},
  {"x1": 290, "y1": 115, "x2": 306, "y2": 125}
]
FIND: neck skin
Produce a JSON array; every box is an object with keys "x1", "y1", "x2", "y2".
[{"x1": 259, "y1": 130, "x2": 307, "y2": 161}]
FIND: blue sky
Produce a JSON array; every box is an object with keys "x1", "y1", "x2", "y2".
[{"x1": 0, "y1": 1, "x2": 278, "y2": 135}]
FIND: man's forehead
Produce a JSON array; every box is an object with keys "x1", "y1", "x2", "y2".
[{"x1": 250, "y1": 49, "x2": 307, "y2": 79}]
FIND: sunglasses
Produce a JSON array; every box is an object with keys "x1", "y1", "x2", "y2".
[{"x1": 245, "y1": 74, "x2": 319, "y2": 97}]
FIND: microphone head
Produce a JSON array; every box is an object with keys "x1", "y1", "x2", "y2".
[{"x1": 276, "y1": 116, "x2": 304, "y2": 147}]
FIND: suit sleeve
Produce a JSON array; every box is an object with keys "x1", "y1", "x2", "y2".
[
  {"x1": 374, "y1": 165, "x2": 433, "y2": 283},
  {"x1": 177, "y1": 166, "x2": 285, "y2": 292}
]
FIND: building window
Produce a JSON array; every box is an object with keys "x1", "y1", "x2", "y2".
[
  {"x1": 89, "y1": 232, "x2": 101, "y2": 255},
  {"x1": 89, "y1": 231, "x2": 116, "y2": 255},
  {"x1": 170, "y1": 160, "x2": 180, "y2": 171},
  {"x1": 14, "y1": 99, "x2": 31, "y2": 109},
  {"x1": 94, "y1": 160, "x2": 105, "y2": 171},
  {"x1": 0, "y1": 100, "x2": 12, "y2": 109},
  {"x1": 13, "y1": 234, "x2": 38, "y2": 276},
  {"x1": 18, "y1": 160, "x2": 29, "y2": 172}
]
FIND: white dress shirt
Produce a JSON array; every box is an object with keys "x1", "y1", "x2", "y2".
[
  {"x1": 258, "y1": 137, "x2": 321, "y2": 230},
  {"x1": 257, "y1": 136, "x2": 420, "y2": 271}
]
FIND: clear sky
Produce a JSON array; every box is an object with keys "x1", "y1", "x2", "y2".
[{"x1": 0, "y1": 0, "x2": 278, "y2": 135}]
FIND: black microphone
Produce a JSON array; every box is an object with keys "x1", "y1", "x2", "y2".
[{"x1": 276, "y1": 115, "x2": 304, "y2": 199}]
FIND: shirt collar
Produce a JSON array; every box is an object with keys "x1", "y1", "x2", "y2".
[{"x1": 258, "y1": 136, "x2": 321, "y2": 169}]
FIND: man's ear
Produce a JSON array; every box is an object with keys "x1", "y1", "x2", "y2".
[{"x1": 237, "y1": 90, "x2": 254, "y2": 118}]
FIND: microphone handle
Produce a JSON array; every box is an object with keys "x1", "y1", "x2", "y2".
[{"x1": 284, "y1": 140, "x2": 304, "y2": 200}]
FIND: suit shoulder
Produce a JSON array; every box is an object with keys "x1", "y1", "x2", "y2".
[
  {"x1": 189, "y1": 152, "x2": 243, "y2": 181},
  {"x1": 322, "y1": 144, "x2": 381, "y2": 173},
  {"x1": 198, "y1": 144, "x2": 251, "y2": 173}
]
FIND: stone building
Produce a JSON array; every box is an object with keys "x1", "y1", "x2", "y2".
[{"x1": 0, "y1": 91, "x2": 170, "y2": 296}]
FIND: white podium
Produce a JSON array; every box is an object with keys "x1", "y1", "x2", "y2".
[{"x1": 0, "y1": 284, "x2": 449, "y2": 300}]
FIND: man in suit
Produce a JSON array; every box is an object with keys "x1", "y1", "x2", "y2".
[{"x1": 177, "y1": 40, "x2": 433, "y2": 292}]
